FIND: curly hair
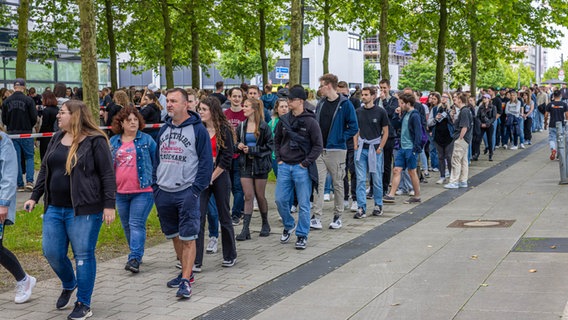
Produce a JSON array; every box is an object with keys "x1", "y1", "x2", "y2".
[
  {"x1": 111, "y1": 106, "x2": 146, "y2": 134},
  {"x1": 113, "y1": 90, "x2": 131, "y2": 108},
  {"x1": 199, "y1": 97, "x2": 236, "y2": 149}
]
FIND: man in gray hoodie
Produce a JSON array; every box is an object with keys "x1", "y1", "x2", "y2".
[{"x1": 153, "y1": 88, "x2": 213, "y2": 299}]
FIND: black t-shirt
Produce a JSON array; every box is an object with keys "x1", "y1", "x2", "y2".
[
  {"x1": 356, "y1": 106, "x2": 389, "y2": 142},
  {"x1": 47, "y1": 143, "x2": 73, "y2": 207},
  {"x1": 319, "y1": 97, "x2": 340, "y2": 146},
  {"x1": 433, "y1": 106, "x2": 453, "y2": 146},
  {"x1": 546, "y1": 100, "x2": 568, "y2": 127},
  {"x1": 211, "y1": 92, "x2": 227, "y2": 104},
  {"x1": 492, "y1": 96, "x2": 503, "y2": 115}
]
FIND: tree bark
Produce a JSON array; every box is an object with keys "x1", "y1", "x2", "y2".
[
  {"x1": 259, "y1": 2, "x2": 268, "y2": 88},
  {"x1": 322, "y1": 0, "x2": 330, "y2": 75},
  {"x1": 15, "y1": 0, "x2": 29, "y2": 79},
  {"x1": 104, "y1": 0, "x2": 117, "y2": 91},
  {"x1": 289, "y1": 0, "x2": 302, "y2": 86},
  {"x1": 469, "y1": 33, "x2": 477, "y2": 95},
  {"x1": 190, "y1": 0, "x2": 200, "y2": 89},
  {"x1": 77, "y1": 0, "x2": 99, "y2": 120},
  {"x1": 161, "y1": 0, "x2": 174, "y2": 89},
  {"x1": 379, "y1": 0, "x2": 389, "y2": 81},
  {"x1": 435, "y1": 0, "x2": 448, "y2": 92}
]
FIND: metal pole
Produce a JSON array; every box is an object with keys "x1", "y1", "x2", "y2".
[{"x1": 557, "y1": 121, "x2": 568, "y2": 184}]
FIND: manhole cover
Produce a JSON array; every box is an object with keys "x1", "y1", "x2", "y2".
[{"x1": 447, "y1": 220, "x2": 515, "y2": 228}]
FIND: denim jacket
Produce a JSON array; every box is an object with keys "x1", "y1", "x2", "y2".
[
  {"x1": 110, "y1": 130, "x2": 157, "y2": 189},
  {"x1": 0, "y1": 132, "x2": 18, "y2": 224}
]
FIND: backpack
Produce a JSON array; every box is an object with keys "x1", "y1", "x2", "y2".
[{"x1": 420, "y1": 124, "x2": 428, "y2": 148}]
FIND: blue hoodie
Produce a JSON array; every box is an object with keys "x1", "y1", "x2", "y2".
[
  {"x1": 315, "y1": 94, "x2": 359, "y2": 150},
  {"x1": 153, "y1": 110, "x2": 213, "y2": 194}
]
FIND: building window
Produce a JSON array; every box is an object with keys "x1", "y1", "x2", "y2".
[{"x1": 348, "y1": 33, "x2": 361, "y2": 51}]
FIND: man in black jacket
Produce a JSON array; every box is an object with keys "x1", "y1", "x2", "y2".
[
  {"x1": 2, "y1": 78, "x2": 37, "y2": 192},
  {"x1": 274, "y1": 85, "x2": 323, "y2": 250}
]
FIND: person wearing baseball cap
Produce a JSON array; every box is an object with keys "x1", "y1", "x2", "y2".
[
  {"x1": 1, "y1": 78, "x2": 37, "y2": 192},
  {"x1": 274, "y1": 85, "x2": 323, "y2": 250}
]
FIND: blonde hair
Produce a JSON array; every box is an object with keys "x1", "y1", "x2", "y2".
[
  {"x1": 113, "y1": 90, "x2": 130, "y2": 108},
  {"x1": 61, "y1": 100, "x2": 109, "y2": 174}
]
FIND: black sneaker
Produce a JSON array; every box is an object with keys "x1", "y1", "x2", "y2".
[
  {"x1": 353, "y1": 208, "x2": 366, "y2": 219},
  {"x1": 231, "y1": 216, "x2": 241, "y2": 226},
  {"x1": 67, "y1": 302, "x2": 92, "y2": 320},
  {"x1": 372, "y1": 205, "x2": 383, "y2": 216},
  {"x1": 125, "y1": 259, "x2": 140, "y2": 273},
  {"x1": 280, "y1": 224, "x2": 296, "y2": 244},
  {"x1": 56, "y1": 287, "x2": 76, "y2": 310},
  {"x1": 295, "y1": 236, "x2": 307, "y2": 250},
  {"x1": 222, "y1": 258, "x2": 237, "y2": 267}
]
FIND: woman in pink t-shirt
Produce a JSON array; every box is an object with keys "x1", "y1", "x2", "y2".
[{"x1": 109, "y1": 107, "x2": 157, "y2": 273}]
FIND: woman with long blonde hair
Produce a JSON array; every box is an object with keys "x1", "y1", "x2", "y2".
[{"x1": 24, "y1": 100, "x2": 116, "y2": 320}]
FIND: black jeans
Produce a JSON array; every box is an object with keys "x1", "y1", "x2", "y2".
[
  {"x1": 343, "y1": 147, "x2": 356, "y2": 201},
  {"x1": 195, "y1": 171, "x2": 237, "y2": 266},
  {"x1": 524, "y1": 118, "x2": 533, "y2": 142}
]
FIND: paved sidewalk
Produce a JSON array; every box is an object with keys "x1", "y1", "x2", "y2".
[{"x1": 1, "y1": 133, "x2": 566, "y2": 320}]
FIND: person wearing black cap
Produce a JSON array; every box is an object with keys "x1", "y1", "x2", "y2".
[
  {"x1": 1, "y1": 78, "x2": 37, "y2": 192},
  {"x1": 274, "y1": 85, "x2": 323, "y2": 250}
]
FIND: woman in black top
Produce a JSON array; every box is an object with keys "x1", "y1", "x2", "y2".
[
  {"x1": 235, "y1": 99, "x2": 274, "y2": 241},
  {"x1": 38, "y1": 91, "x2": 59, "y2": 160},
  {"x1": 24, "y1": 100, "x2": 116, "y2": 320},
  {"x1": 139, "y1": 91, "x2": 163, "y2": 140},
  {"x1": 195, "y1": 97, "x2": 237, "y2": 268},
  {"x1": 428, "y1": 94, "x2": 454, "y2": 184},
  {"x1": 475, "y1": 95, "x2": 497, "y2": 161}
]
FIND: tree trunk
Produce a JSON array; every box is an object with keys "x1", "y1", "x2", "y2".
[
  {"x1": 469, "y1": 34, "x2": 477, "y2": 95},
  {"x1": 77, "y1": 0, "x2": 99, "y2": 120},
  {"x1": 190, "y1": 0, "x2": 200, "y2": 89},
  {"x1": 435, "y1": 0, "x2": 448, "y2": 92},
  {"x1": 15, "y1": 0, "x2": 29, "y2": 79},
  {"x1": 322, "y1": 0, "x2": 330, "y2": 75},
  {"x1": 161, "y1": 0, "x2": 174, "y2": 89},
  {"x1": 289, "y1": 0, "x2": 302, "y2": 86},
  {"x1": 379, "y1": 0, "x2": 389, "y2": 81},
  {"x1": 259, "y1": 3, "x2": 268, "y2": 88},
  {"x1": 104, "y1": 0, "x2": 117, "y2": 91}
]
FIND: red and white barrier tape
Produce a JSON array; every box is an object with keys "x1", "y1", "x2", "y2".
[{"x1": 8, "y1": 123, "x2": 164, "y2": 139}]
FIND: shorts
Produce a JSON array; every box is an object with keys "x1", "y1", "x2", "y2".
[
  {"x1": 240, "y1": 160, "x2": 269, "y2": 179},
  {"x1": 394, "y1": 148, "x2": 418, "y2": 170},
  {"x1": 154, "y1": 187, "x2": 201, "y2": 241}
]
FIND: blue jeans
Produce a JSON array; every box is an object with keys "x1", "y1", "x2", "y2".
[
  {"x1": 275, "y1": 163, "x2": 311, "y2": 238},
  {"x1": 116, "y1": 192, "x2": 154, "y2": 262},
  {"x1": 230, "y1": 158, "x2": 244, "y2": 219},
  {"x1": 355, "y1": 149, "x2": 384, "y2": 210},
  {"x1": 419, "y1": 150, "x2": 428, "y2": 171},
  {"x1": 549, "y1": 127, "x2": 560, "y2": 150},
  {"x1": 505, "y1": 119, "x2": 521, "y2": 146},
  {"x1": 12, "y1": 138, "x2": 34, "y2": 187},
  {"x1": 518, "y1": 117, "x2": 525, "y2": 143},
  {"x1": 483, "y1": 119, "x2": 498, "y2": 152},
  {"x1": 207, "y1": 195, "x2": 219, "y2": 238},
  {"x1": 42, "y1": 206, "x2": 103, "y2": 306},
  {"x1": 429, "y1": 138, "x2": 439, "y2": 170},
  {"x1": 533, "y1": 111, "x2": 543, "y2": 131}
]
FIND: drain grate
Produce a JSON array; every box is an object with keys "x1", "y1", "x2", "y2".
[
  {"x1": 447, "y1": 219, "x2": 516, "y2": 228},
  {"x1": 512, "y1": 237, "x2": 568, "y2": 252}
]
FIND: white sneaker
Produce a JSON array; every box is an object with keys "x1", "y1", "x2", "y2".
[
  {"x1": 329, "y1": 216, "x2": 342, "y2": 229},
  {"x1": 395, "y1": 190, "x2": 405, "y2": 196},
  {"x1": 503, "y1": 144, "x2": 507, "y2": 149},
  {"x1": 432, "y1": 168, "x2": 440, "y2": 172},
  {"x1": 444, "y1": 182, "x2": 459, "y2": 189},
  {"x1": 323, "y1": 194, "x2": 331, "y2": 202},
  {"x1": 520, "y1": 144, "x2": 525, "y2": 149},
  {"x1": 350, "y1": 201, "x2": 358, "y2": 212},
  {"x1": 206, "y1": 237, "x2": 218, "y2": 254},
  {"x1": 253, "y1": 199, "x2": 259, "y2": 211},
  {"x1": 510, "y1": 145, "x2": 518, "y2": 150},
  {"x1": 290, "y1": 205, "x2": 297, "y2": 213},
  {"x1": 409, "y1": 190, "x2": 415, "y2": 196},
  {"x1": 436, "y1": 178, "x2": 445, "y2": 184},
  {"x1": 15, "y1": 275, "x2": 36, "y2": 304},
  {"x1": 459, "y1": 181, "x2": 468, "y2": 188},
  {"x1": 343, "y1": 200, "x2": 349, "y2": 210},
  {"x1": 310, "y1": 217, "x2": 322, "y2": 229}
]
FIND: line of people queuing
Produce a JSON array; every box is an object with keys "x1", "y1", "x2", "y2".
[{"x1": 1, "y1": 75, "x2": 567, "y2": 320}]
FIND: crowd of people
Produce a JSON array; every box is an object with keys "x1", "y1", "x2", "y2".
[{"x1": 0, "y1": 75, "x2": 566, "y2": 320}]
